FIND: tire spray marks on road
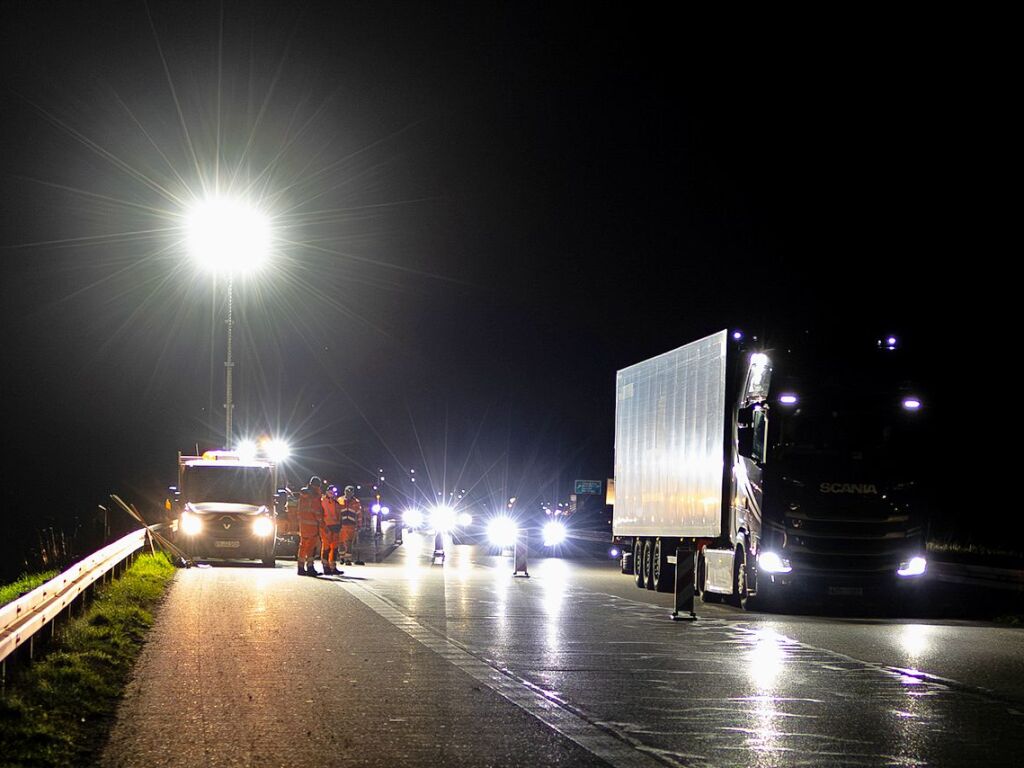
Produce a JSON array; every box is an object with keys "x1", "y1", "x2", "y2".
[{"x1": 333, "y1": 578, "x2": 675, "y2": 768}]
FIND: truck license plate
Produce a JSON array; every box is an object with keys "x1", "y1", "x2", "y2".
[
  {"x1": 215, "y1": 540, "x2": 241, "y2": 549},
  {"x1": 828, "y1": 586, "x2": 862, "y2": 596}
]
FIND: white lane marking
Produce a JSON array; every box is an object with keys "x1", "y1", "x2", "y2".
[{"x1": 334, "y1": 578, "x2": 674, "y2": 768}]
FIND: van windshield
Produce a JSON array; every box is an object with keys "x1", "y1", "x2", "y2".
[{"x1": 183, "y1": 466, "x2": 272, "y2": 505}]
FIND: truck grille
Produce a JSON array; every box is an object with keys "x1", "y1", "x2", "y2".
[{"x1": 781, "y1": 504, "x2": 919, "y2": 574}]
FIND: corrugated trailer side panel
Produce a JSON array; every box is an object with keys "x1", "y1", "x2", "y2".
[{"x1": 613, "y1": 329, "x2": 727, "y2": 538}]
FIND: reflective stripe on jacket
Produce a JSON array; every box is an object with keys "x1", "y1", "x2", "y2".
[{"x1": 340, "y1": 498, "x2": 361, "y2": 526}]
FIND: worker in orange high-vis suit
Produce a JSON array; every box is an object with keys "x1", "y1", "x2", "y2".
[
  {"x1": 320, "y1": 485, "x2": 343, "y2": 575},
  {"x1": 296, "y1": 476, "x2": 324, "y2": 576},
  {"x1": 338, "y1": 485, "x2": 362, "y2": 566}
]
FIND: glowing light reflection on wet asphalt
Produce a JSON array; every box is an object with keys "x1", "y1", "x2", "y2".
[{"x1": 362, "y1": 534, "x2": 1024, "y2": 767}]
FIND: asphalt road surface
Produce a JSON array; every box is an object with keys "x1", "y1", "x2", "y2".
[{"x1": 102, "y1": 533, "x2": 1024, "y2": 767}]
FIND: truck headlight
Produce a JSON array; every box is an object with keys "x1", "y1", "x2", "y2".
[
  {"x1": 252, "y1": 517, "x2": 274, "y2": 537},
  {"x1": 181, "y1": 512, "x2": 203, "y2": 536},
  {"x1": 897, "y1": 556, "x2": 927, "y2": 577},
  {"x1": 757, "y1": 551, "x2": 792, "y2": 574}
]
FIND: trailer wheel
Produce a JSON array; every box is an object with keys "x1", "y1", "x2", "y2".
[
  {"x1": 642, "y1": 538, "x2": 656, "y2": 590},
  {"x1": 633, "y1": 538, "x2": 646, "y2": 588},
  {"x1": 653, "y1": 538, "x2": 674, "y2": 593}
]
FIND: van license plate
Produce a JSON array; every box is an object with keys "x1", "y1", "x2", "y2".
[
  {"x1": 829, "y1": 586, "x2": 862, "y2": 596},
  {"x1": 215, "y1": 540, "x2": 240, "y2": 549}
]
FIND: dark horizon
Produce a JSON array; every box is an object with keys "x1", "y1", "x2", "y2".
[{"x1": 0, "y1": 3, "x2": 960, "y2": 574}]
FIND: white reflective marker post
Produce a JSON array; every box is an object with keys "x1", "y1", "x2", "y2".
[
  {"x1": 432, "y1": 530, "x2": 445, "y2": 564},
  {"x1": 513, "y1": 533, "x2": 529, "y2": 578}
]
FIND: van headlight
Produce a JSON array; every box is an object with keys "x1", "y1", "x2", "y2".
[
  {"x1": 181, "y1": 511, "x2": 203, "y2": 536},
  {"x1": 757, "y1": 551, "x2": 792, "y2": 574},
  {"x1": 252, "y1": 517, "x2": 274, "y2": 537}
]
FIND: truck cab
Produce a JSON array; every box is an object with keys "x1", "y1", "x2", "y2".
[
  {"x1": 171, "y1": 451, "x2": 279, "y2": 566},
  {"x1": 729, "y1": 342, "x2": 928, "y2": 604}
]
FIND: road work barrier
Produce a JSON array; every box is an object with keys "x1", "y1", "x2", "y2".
[
  {"x1": 670, "y1": 547, "x2": 697, "y2": 621},
  {"x1": 0, "y1": 527, "x2": 154, "y2": 683},
  {"x1": 432, "y1": 530, "x2": 445, "y2": 564},
  {"x1": 513, "y1": 537, "x2": 529, "y2": 578}
]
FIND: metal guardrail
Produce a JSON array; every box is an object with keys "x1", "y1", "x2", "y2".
[
  {"x1": 0, "y1": 528, "x2": 153, "y2": 672},
  {"x1": 929, "y1": 561, "x2": 1024, "y2": 592}
]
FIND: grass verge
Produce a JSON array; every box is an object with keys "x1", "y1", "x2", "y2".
[
  {"x1": 0, "y1": 552, "x2": 176, "y2": 768},
  {"x1": 0, "y1": 571, "x2": 59, "y2": 608}
]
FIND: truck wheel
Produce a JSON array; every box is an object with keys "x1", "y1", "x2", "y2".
[
  {"x1": 642, "y1": 538, "x2": 655, "y2": 590},
  {"x1": 653, "y1": 538, "x2": 674, "y2": 593},
  {"x1": 633, "y1": 539, "x2": 646, "y2": 588},
  {"x1": 728, "y1": 546, "x2": 749, "y2": 608},
  {"x1": 699, "y1": 550, "x2": 722, "y2": 603}
]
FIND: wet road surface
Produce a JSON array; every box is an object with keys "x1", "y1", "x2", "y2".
[{"x1": 103, "y1": 533, "x2": 1024, "y2": 767}]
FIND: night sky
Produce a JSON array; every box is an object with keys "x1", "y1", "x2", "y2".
[{"x1": 1, "y1": 2, "x2": 962, "y2": 552}]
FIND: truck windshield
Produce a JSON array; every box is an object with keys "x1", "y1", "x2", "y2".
[
  {"x1": 183, "y1": 466, "x2": 272, "y2": 505},
  {"x1": 774, "y1": 396, "x2": 920, "y2": 461},
  {"x1": 766, "y1": 342, "x2": 927, "y2": 465}
]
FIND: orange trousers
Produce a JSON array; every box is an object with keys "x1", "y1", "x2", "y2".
[
  {"x1": 339, "y1": 525, "x2": 357, "y2": 556},
  {"x1": 321, "y1": 526, "x2": 340, "y2": 567},
  {"x1": 297, "y1": 525, "x2": 320, "y2": 565}
]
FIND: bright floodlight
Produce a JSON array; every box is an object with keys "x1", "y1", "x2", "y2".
[
  {"x1": 236, "y1": 439, "x2": 258, "y2": 462},
  {"x1": 264, "y1": 439, "x2": 291, "y2": 463},
  {"x1": 186, "y1": 197, "x2": 271, "y2": 274}
]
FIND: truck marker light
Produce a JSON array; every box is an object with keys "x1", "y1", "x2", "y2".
[
  {"x1": 779, "y1": 394, "x2": 798, "y2": 405},
  {"x1": 897, "y1": 557, "x2": 927, "y2": 577},
  {"x1": 902, "y1": 397, "x2": 921, "y2": 411},
  {"x1": 757, "y1": 551, "x2": 792, "y2": 574}
]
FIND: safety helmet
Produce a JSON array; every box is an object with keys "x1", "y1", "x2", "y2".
[
  {"x1": 327, "y1": 485, "x2": 339, "y2": 497},
  {"x1": 309, "y1": 476, "x2": 322, "y2": 489},
  {"x1": 344, "y1": 485, "x2": 356, "y2": 495}
]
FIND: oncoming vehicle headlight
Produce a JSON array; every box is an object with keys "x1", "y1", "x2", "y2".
[
  {"x1": 458, "y1": 512, "x2": 473, "y2": 528},
  {"x1": 403, "y1": 508, "x2": 423, "y2": 528},
  {"x1": 487, "y1": 517, "x2": 518, "y2": 547},
  {"x1": 542, "y1": 520, "x2": 568, "y2": 547},
  {"x1": 897, "y1": 556, "x2": 927, "y2": 577},
  {"x1": 430, "y1": 505, "x2": 457, "y2": 533},
  {"x1": 181, "y1": 511, "x2": 203, "y2": 536},
  {"x1": 252, "y1": 516, "x2": 274, "y2": 537},
  {"x1": 757, "y1": 551, "x2": 792, "y2": 574}
]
